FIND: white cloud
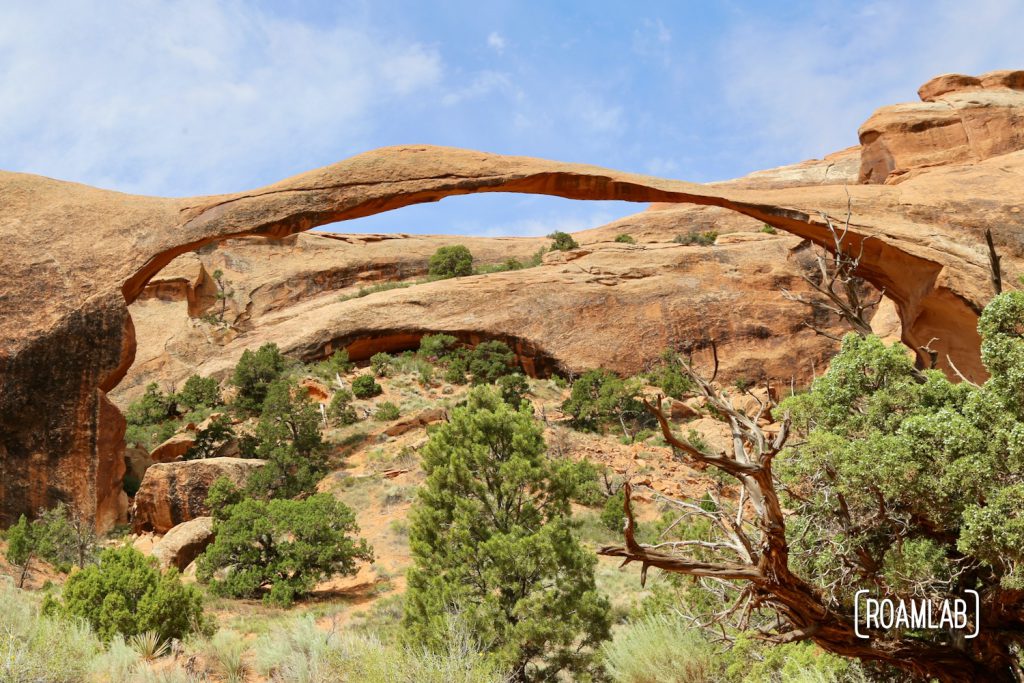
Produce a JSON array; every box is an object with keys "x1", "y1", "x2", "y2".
[
  {"x1": 442, "y1": 70, "x2": 518, "y2": 106},
  {"x1": 487, "y1": 31, "x2": 506, "y2": 53},
  {"x1": 710, "y1": 0, "x2": 1024, "y2": 173},
  {"x1": 573, "y1": 94, "x2": 626, "y2": 135},
  {"x1": 0, "y1": 1, "x2": 443, "y2": 196}
]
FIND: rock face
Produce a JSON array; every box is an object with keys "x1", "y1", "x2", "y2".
[
  {"x1": 2, "y1": 72, "x2": 1023, "y2": 530},
  {"x1": 859, "y1": 70, "x2": 1024, "y2": 183},
  {"x1": 151, "y1": 516, "x2": 215, "y2": 571},
  {"x1": 148, "y1": 432, "x2": 195, "y2": 463},
  {"x1": 131, "y1": 457, "x2": 264, "y2": 534}
]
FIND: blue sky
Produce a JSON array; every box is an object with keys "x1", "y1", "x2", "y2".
[{"x1": 3, "y1": 0, "x2": 1024, "y2": 235}]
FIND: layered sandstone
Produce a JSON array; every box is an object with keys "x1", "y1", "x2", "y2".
[{"x1": 2, "y1": 72, "x2": 1023, "y2": 531}]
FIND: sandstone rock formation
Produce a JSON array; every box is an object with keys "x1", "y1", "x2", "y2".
[
  {"x1": 2, "y1": 71, "x2": 1022, "y2": 530},
  {"x1": 151, "y1": 516, "x2": 215, "y2": 571},
  {"x1": 148, "y1": 432, "x2": 195, "y2": 463},
  {"x1": 859, "y1": 70, "x2": 1024, "y2": 183},
  {"x1": 131, "y1": 457, "x2": 264, "y2": 534}
]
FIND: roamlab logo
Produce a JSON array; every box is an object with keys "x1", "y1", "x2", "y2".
[{"x1": 854, "y1": 590, "x2": 980, "y2": 639}]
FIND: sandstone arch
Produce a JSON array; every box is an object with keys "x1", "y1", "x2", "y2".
[{"x1": 2, "y1": 142, "x2": 1022, "y2": 529}]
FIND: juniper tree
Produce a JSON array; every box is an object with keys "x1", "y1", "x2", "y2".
[{"x1": 404, "y1": 386, "x2": 610, "y2": 682}]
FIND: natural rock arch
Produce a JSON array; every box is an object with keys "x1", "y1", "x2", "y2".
[{"x1": 2, "y1": 144, "x2": 1021, "y2": 529}]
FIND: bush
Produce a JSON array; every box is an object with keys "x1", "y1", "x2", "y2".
[
  {"x1": 648, "y1": 350, "x2": 695, "y2": 399},
  {"x1": 673, "y1": 231, "x2": 718, "y2": 246},
  {"x1": 0, "y1": 579, "x2": 100, "y2": 683},
  {"x1": 562, "y1": 369, "x2": 651, "y2": 436},
  {"x1": 231, "y1": 342, "x2": 288, "y2": 413},
  {"x1": 48, "y1": 546, "x2": 206, "y2": 642},
  {"x1": 198, "y1": 493, "x2": 373, "y2": 606},
  {"x1": 125, "y1": 383, "x2": 175, "y2": 427},
  {"x1": 548, "y1": 230, "x2": 579, "y2": 251},
  {"x1": 183, "y1": 414, "x2": 235, "y2": 460},
  {"x1": 5, "y1": 504, "x2": 98, "y2": 585},
  {"x1": 760, "y1": 223, "x2": 778, "y2": 235},
  {"x1": 312, "y1": 349, "x2": 353, "y2": 380},
  {"x1": 468, "y1": 340, "x2": 516, "y2": 384},
  {"x1": 600, "y1": 489, "x2": 634, "y2": 534},
  {"x1": 497, "y1": 372, "x2": 530, "y2": 408},
  {"x1": 404, "y1": 387, "x2": 610, "y2": 679},
  {"x1": 375, "y1": 401, "x2": 401, "y2": 421},
  {"x1": 175, "y1": 374, "x2": 221, "y2": 411},
  {"x1": 428, "y1": 245, "x2": 474, "y2": 279},
  {"x1": 614, "y1": 233, "x2": 636, "y2": 244},
  {"x1": 370, "y1": 352, "x2": 392, "y2": 377},
  {"x1": 602, "y1": 613, "x2": 721, "y2": 683},
  {"x1": 419, "y1": 334, "x2": 459, "y2": 361},
  {"x1": 328, "y1": 388, "x2": 358, "y2": 425},
  {"x1": 352, "y1": 374, "x2": 383, "y2": 399}
]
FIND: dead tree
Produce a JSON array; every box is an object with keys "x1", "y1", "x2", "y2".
[
  {"x1": 597, "y1": 355, "x2": 1017, "y2": 682},
  {"x1": 780, "y1": 194, "x2": 882, "y2": 340}
]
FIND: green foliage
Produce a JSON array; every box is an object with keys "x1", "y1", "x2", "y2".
[
  {"x1": 467, "y1": 340, "x2": 516, "y2": 384},
  {"x1": 602, "y1": 613, "x2": 720, "y2": 683},
  {"x1": 0, "y1": 579, "x2": 100, "y2": 683},
  {"x1": 614, "y1": 233, "x2": 636, "y2": 244},
  {"x1": 328, "y1": 388, "x2": 359, "y2": 425},
  {"x1": 198, "y1": 493, "x2": 372, "y2": 606},
  {"x1": 648, "y1": 349, "x2": 696, "y2": 399},
  {"x1": 673, "y1": 230, "x2": 718, "y2": 246},
  {"x1": 375, "y1": 401, "x2": 401, "y2": 421},
  {"x1": 760, "y1": 223, "x2": 778, "y2": 234},
  {"x1": 370, "y1": 352, "x2": 392, "y2": 377},
  {"x1": 312, "y1": 349, "x2": 353, "y2": 380},
  {"x1": 496, "y1": 372, "x2": 530, "y2": 408},
  {"x1": 183, "y1": 414, "x2": 235, "y2": 460},
  {"x1": 125, "y1": 383, "x2": 175, "y2": 426},
  {"x1": 548, "y1": 230, "x2": 579, "y2": 251},
  {"x1": 255, "y1": 614, "x2": 509, "y2": 683},
  {"x1": 243, "y1": 379, "x2": 328, "y2": 500},
  {"x1": 175, "y1": 374, "x2": 221, "y2": 411},
  {"x1": 231, "y1": 342, "x2": 288, "y2": 413},
  {"x1": 600, "y1": 489, "x2": 631, "y2": 534},
  {"x1": 776, "y1": 295, "x2": 1024, "y2": 626},
  {"x1": 352, "y1": 374, "x2": 383, "y2": 399},
  {"x1": 562, "y1": 369, "x2": 651, "y2": 435},
  {"x1": 404, "y1": 386, "x2": 611, "y2": 680},
  {"x1": 49, "y1": 546, "x2": 206, "y2": 642},
  {"x1": 419, "y1": 334, "x2": 460, "y2": 361},
  {"x1": 428, "y1": 245, "x2": 474, "y2": 279},
  {"x1": 5, "y1": 515, "x2": 35, "y2": 587}
]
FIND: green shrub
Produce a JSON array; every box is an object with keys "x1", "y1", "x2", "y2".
[
  {"x1": 175, "y1": 374, "x2": 221, "y2": 411},
  {"x1": 600, "y1": 489, "x2": 634, "y2": 534},
  {"x1": 370, "y1": 352, "x2": 392, "y2": 377},
  {"x1": 0, "y1": 579, "x2": 100, "y2": 683},
  {"x1": 428, "y1": 245, "x2": 474, "y2": 279},
  {"x1": 648, "y1": 350, "x2": 696, "y2": 399},
  {"x1": 198, "y1": 493, "x2": 372, "y2": 607},
  {"x1": 673, "y1": 230, "x2": 718, "y2": 246},
  {"x1": 760, "y1": 223, "x2": 778, "y2": 234},
  {"x1": 48, "y1": 546, "x2": 206, "y2": 642},
  {"x1": 562, "y1": 369, "x2": 651, "y2": 435},
  {"x1": 404, "y1": 387, "x2": 610, "y2": 679},
  {"x1": 183, "y1": 414, "x2": 235, "y2": 460},
  {"x1": 231, "y1": 342, "x2": 288, "y2": 413},
  {"x1": 352, "y1": 374, "x2": 383, "y2": 399},
  {"x1": 548, "y1": 230, "x2": 579, "y2": 251},
  {"x1": 468, "y1": 340, "x2": 516, "y2": 384},
  {"x1": 244, "y1": 379, "x2": 328, "y2": 500},
  {"x1": 5, "y1": 504, "x2": 98, "y2": 586},
  {"x1": 602, "y1": 613, "x2": 721, "y2": 683},
  {"x1": 126, "y1": 383, "x2": 175, "y2": 426},
  {"x1": 375, "y1": 401, "x2": 401, "y2": 421},
  {"x1": 614, "y1": 233, "x2": 636, "y2": 244},
  {"x1": 328, "y1": 388, "x2": 358, "y2": 425},
  {"x1": 496, "y1": 372, "x2": 530, "y2": 408},
  {"x1": 419, "y1": 334, "x2": 459, "y2": 361},
  {"x1": 312, "y1": 349, "x2": 353, "y2": 380}
]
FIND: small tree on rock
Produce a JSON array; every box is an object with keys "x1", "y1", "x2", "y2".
[{"x1": 428, "y1": 245, "x2": 474, "y2": 279}]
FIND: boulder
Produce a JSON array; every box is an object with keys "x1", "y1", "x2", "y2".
[
  {"x1": 384, "y1": 408, "x2": 447, "y2": 437},
  {"x1": 124, "y1": 446, "x2": 154, "y2": 485},
  {"x1": 131, "y1": 457, "x2": 264, "y2": 534},
  {"x1": 151, "y1": 517, "x2": 215, "y2": 571},
  {"x1": 148, "y1": 432, "x2": 196, "y2": 463}
]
